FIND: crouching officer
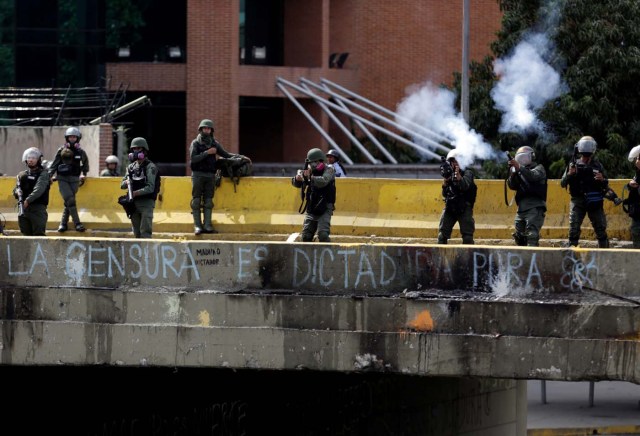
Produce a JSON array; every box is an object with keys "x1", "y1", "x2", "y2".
[
  {"x1": 507, "y1": 146, "x2": 547, "y2": 246},
  {"x1": 120, "y1": 137, "x2": 159, "y2": 238},
  {"x1": 438, "y1": 149, "x2": 477, "y2": 244},
  {"x1": 292, "y1": 148, "x2": 336, "y2": 242},
  {"x1": 13, "y1": 147, "x2": 50, "y2": 236}
]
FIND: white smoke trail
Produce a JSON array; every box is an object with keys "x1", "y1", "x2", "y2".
[
  {"x1": 491, "y1": 32, "x2": 565, "y2": 135},
  {"x1": 396, "y1": 81, "x2": 495, "y2": 169}
]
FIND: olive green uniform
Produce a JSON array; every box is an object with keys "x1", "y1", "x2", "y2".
[
  {"x1": 121, "y1": 159, "x2": 158, "y2": 238},
  {"x1": 49, "y1": 145, "x2": 89, "y2": 230},
  {"x1": 14, "y1": 167, "x2": 50, "y2": 236},
  {"x1": 189, "y1": 134, "x2": 238, "y2": 233},
  {"x1": 507, "y1": 163, "x2": 547, "y2": 246},
  {"x1": 438, "y1": 169, "x2": 476, "y2": 244},
  {"x1": 560, "y1": 160, "x2": 610, "y2": 248},
  {"x1": 100, "y1": 168, "x2": 119, "y2": 177},
  {"x1": 292, "y1": 165, "x2": 336, "y2": 242}
]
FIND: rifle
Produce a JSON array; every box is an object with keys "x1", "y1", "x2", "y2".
[
  {"x1": 297, "y1": 161, "x2": 311, "y2": 214},
  {"x1": 15, "y1": 175, "x2": 24, "y2": 217},
  {"x1": 127, "y1": 169, "x2": 134, "y2": 201},
  {"x1": 117, "y1": 169, "x2": 137, "y2": 218}
]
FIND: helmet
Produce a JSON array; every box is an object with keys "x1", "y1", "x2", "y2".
[
  {"x1": 22, "y1": 147, "x2": 42, "y2": 163},
  {"x1": 576, "y1": 136, "x2": 597, "y2": 154},
  {"x1": 65, "y1": 127, "x2": 82, "y2": 141},
  {"x1": 130, "y1": 137, "x2": 149, "y2": 151},
  {"x1": 198, "y1": 119, "x2": 215, "y2": 131},
  {"x1": 515, "y1": 146, "x2": 535, "y2": 166},
  {"x1": 306, "y1": 148, "x2": 326, "y2": 162},
  {"x1": 446, "y1": 149, "x2": 459, "y2": 161},
  {"x1": 629, "y1": 145, "x2": 640, "y2": 162},
  {"x1": 326, "y1": 149, "x2": 341, "y2": 160},
  {"x1": 105, "y1": 155, "x2": 120, "y2": 165}
]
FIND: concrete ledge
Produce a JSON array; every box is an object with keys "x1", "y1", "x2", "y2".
[{"x1": 0, "y1": 176, "x2": 632, "y2": 240}]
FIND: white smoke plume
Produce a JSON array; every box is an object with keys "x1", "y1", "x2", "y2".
[
  {"x1": 395, "y1": 81, "x2": 495, "y2": 169},
  {"x1": 491, "y1": 32, "x2": 565, "y2": 135}
]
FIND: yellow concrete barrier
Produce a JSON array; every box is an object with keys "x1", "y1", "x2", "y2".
[{"x1": 0, "y1": 176, "x2": 632, "y2": 240}]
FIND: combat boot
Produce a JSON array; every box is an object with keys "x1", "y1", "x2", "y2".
[
  {"x1": 203, "y1": 208, "x2": 217, "y2": 233},
  {"x1": 193, "y1": 212, "x2": 203, "y2": 235},
  {"x1": 58, "y1": 208, "x2": 69, "y2": 232},
  {"x1": 597, "y1": 238, "x2": 609, "y2": 248}
]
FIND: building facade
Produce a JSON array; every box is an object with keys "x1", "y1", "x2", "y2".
[{"x1": 106, "y1": 0, "x2": 501, "y2": 172}]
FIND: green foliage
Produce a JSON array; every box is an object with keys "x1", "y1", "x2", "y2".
[
  {"x1": 460, "y1": 0, "x2": 640, "y2": 180},
  {"x1": 0, "y1": 0, "x2": 14, "y2": 86},
  {"x1": 106, "y1": 0, "x2": 146, "y2": 49}
]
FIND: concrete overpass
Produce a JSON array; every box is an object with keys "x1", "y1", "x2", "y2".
[{"x1": 0, "y1": 176, "x2": 638, "y2": 435}]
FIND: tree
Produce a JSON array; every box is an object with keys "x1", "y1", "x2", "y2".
[{"x1": 461, "y1": 0, "x2": 640, "y2": 179}]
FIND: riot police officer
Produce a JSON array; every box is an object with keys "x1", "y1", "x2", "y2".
[
  {"x1": 560, "y1": 136, "x2": 612, "y2": 248},
  {"x1": 120, "y1": 137, "x2": 159, "y2": 238},
  {"x1": 624, "y1": 145, "x2": 640, "y2": 248},
  {"x1": 438, "y1": 149, "x2": 477, "y2": 244},
  {"x1": 507, "y1": 146, "x2": 547, "y2": 246},
  {"x1": 13, "y1": 147, "x2": 50, "y2": 236},
  {"x1": 48, "y1": 126, "x2": 89, "y2": 232},
  {"x1": 292, "y1": 148, "x2": 336, "y2": 242}
]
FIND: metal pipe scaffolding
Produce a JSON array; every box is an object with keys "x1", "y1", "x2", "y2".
[{"x1": 277, "y1": 78, "x2": 442, "y2": 160}]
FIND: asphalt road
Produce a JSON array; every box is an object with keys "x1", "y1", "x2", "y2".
[{"x1": 527, "y1": 380, "x2": 640, "y2": 433}]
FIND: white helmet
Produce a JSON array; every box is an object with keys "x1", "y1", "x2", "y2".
[
  {"x1": 576, "y1": 136, "x2": 597, "y2": 154},
  {"x1": 628, "y1": 145, "x2": 640, "y2": 162},
  {"x1": 105, "y1": 155, "x2": 119, "y2": 165},
  {"x1": 22, "y1": 147, "x2": 43, "y2": 163},
  {"x1": 446, "y1": 149, "x2": 459, "y2": 161},
  {"x1": 515, "y1": 146, "x2": 535, "y2": 166}
]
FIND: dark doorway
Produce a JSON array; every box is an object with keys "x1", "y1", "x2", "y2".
[{"x1": 239, "y1": 96, "x2": 283, "y2": 162}]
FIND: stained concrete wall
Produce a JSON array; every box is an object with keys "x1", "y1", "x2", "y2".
[
  {"x1": 0, "y1": 237, "x2": 637, "y2": 383},
  {"x1": 0, "y1": 126, "x2": 102, "y2": 177}
]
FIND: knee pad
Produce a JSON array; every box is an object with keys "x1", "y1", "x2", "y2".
[
  {"x1": 513, "y1": 232, "x2": 527, "y2": 246},
  {"x1": 64, "y1": 198, "x2": 76, "y2": 208},
  {"x1": 203, "y1": 198, "x2": 214, "y2": 209},
  {"x1": 190, "y1": 198, "x2": 201, "y2": 211}
]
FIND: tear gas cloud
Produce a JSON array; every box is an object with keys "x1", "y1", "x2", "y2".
[
  {"x1": 491, "y1": 32, "x2": 565, "y2": 135},
  {"x1": 396, "y1": 82, "x2": 495, "y2": 169}
]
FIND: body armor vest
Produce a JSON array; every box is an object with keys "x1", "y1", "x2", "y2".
[{"x1": 19, "y1": 169, "x2": 49, "y2": 206}]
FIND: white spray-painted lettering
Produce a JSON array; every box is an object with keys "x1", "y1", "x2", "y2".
[
  {"x1": 293, "y1": 248, "x2": 398, "y2": 289},
  {"x1": 473, "y1": 251, "x2": 543, "y2": 289},
  {"x1": 237, "y1": 245, "x2": 269, "y2": 279},
  {"x1": 65, "y1": 242, "x2": 199, "y2": 281},
  {"x1": 561, "y1": 252, "x2": 597, "y2": 291},
  {"x1": 6, "y1": 241, "x2": 49, "y2": 277}
]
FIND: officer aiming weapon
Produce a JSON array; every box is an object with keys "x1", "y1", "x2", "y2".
[
  {"x1": 440, "y1": 156, "x2": 454, "y2": 180},
  {"x1": 15, "y1": 175, "x2": 24, "y2": 217}
]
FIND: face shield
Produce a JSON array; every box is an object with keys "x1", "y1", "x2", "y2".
[{"x1": 514, "y1": 151, "x2": 532, "y2": 166}]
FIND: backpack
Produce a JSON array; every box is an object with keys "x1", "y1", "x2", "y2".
[{"x1": 215, "y1": 156, "x2": 252, "y2": 192}]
